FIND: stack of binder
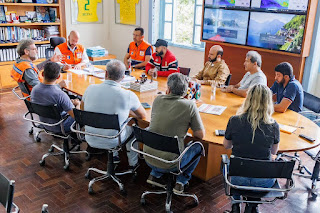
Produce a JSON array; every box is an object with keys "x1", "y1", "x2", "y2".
[
  {"x1": 0, "y1": 44, "x2": 50, "y2": 62},
  {"x1": 86, "y1": 46, "x2": 107, "y2": 57},
  {"x1": 0, "y1": 27, "x2": 46, "y2": 43}
]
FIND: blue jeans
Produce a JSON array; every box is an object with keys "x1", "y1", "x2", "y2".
[
  {"x1": 231, "y1": 176, "x2": 275, "y2": 204},
  {"x1": 63, "y1": 116, "x2": 75, "y2": 133},
  {"x1": 147, "y1": 143, "x2": 202, "y2": 185}
]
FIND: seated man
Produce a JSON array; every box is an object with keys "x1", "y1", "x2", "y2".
[
  {"x1": 144, "y1": 73, "x2": 205, "y2": 193},
  {"x1": 123, "y1": 27, "x2": 153, "y2": 70},
  {"x1": 11, "y1": 39, "x2": 64, "y2": 96},
  {"x1": 221, "y1": 51, "x2": 267, "y2": 97},
  {"x1": 54, "y1": 30, "x2": 89, "y2": 71},
  {"x1": 81, "y1": 59, "x2": 146, "y2": 168},
  {"x1": 193, "y1": 45, "x2": 230, "y2": 85},
  {"x1": 146, "y1": 39, "x2": 179, "y2": 77},
  {"x1": 271, "y1": 62, "x2": 304, "y2": 113},
  {"x1": 31, "y1": 62, "x2": 80, "y2": 133}
]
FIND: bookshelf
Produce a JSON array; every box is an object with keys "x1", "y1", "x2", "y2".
[{"x1": 0, "y1": 0, "x2": 66, "y2": 90}]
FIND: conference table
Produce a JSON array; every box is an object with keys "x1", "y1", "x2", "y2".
[{"x1": 61, "y1": 68, "x2": 320, "y2": 181}]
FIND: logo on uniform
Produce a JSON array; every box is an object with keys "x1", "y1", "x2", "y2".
[
  {"x1": 131, "y1": 51, "x2": 134, "y2": 55},
  {"x1": 77, "y1": 53, "x2": 82, "y2": 58},
  {"x1": 67, "y1": 55, "x2": 70, "y2": 59},
  {"x1": 140, "y1": 51, "x2": 144, "y2": 56}
]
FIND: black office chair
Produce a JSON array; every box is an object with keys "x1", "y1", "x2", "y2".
[
  {"x1": 45, "y1": 37, "x2": 66, "y2": 59},
  {"x1": 225, "y1": 74, "x2": 232, "y2": 86},
  {"x1": 221, "y1": 154, "x2": 295, "y2": 212},
  {"x1": 0, "y1": 173, "x2": 19, "y2": 213},
  {"x1": 70, "y1": 109, "x2": 138, "y2": 195},
  {"x1": 130, "y1": 125, "x2": 205, "y2": 212},
  {"x1": 179, "y1": 67, "x2": 191, "y2": 76},
  {"x1": 300, "y1": 91, "x2": 320, "y2": 123},
  {"x1": 23, "y1": 100, "x2": 88, "y2": 170}
]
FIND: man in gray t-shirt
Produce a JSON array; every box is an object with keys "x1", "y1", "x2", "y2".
[{"x1": 222, "y1": 50, "x2": 267, "y2": 97}]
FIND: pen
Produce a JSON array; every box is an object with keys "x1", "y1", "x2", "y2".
[{"x1": 288, "y1": 124, "x2": 304, "y2": 129}]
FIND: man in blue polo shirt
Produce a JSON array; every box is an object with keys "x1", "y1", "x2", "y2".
[{"x1": 271, "y1": 62, "x2": 304, "y2": 113}]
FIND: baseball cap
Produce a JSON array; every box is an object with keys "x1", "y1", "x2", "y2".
[{"x1": 154, "y1": 39, "x2": 168, "y2": 47}]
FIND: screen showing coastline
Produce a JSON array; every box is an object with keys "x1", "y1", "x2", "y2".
[
  {"x1": 204, "y1": 0, "x2": 250, "y2": 8},
  {"x1": 251, "y1": 0, "x2": 309, "y2": 13},
  {"x1": 202, "y1": 8, "x2": 249, "y2": 45},
  {"x1": 247, "y1": 12, "x2": 306, "y2": 53}
]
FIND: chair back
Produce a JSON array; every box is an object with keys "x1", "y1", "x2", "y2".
[
  {"x1": 73, "y1": 109, "x2": 120, "y2": 130},
  {"x1": 0, "y1": 173, "x2": 15, "y2": 213},
  {"x1": 132, "y1": 125, "x2": 180, "y2": 155},
  {"x1": 303, "y1": 91, "x2": 320, "y2": 113},
  {"x1": 225, "y1": 74, "x2": 232, "y2": 86},
  {"x1": 50, "y1": 37, "x2": 66, "y2": 48},
  {"x1": 229, "y1": 155, "x2": 295, "y2": 179},
  {"x1": 24, "y1": 100, "x2": 62, "y2": 120},
  {"x1": 179, "y1": 67, "x2": 191, "y2": 76}
]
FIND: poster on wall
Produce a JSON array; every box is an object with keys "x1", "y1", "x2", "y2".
[
  {"x1": 115, "y1": 0, "x2": 141, "y2": 26},
  {"x1": 71, "y1": 0, "x2": 103, "y2": 24}
]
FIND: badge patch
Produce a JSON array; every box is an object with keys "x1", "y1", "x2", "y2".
[
  {"x1": 131, "y1": 51, "x2": 134, "y2": 55},
  {"x1": 140, "y1": 51, "x2": 144, "y2": 56},
  {"x1": 77, "y1": 53, "x2": 82, "y2": 58}
]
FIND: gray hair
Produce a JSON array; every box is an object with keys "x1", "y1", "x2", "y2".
[
  {"x1": 167, "y1": 73, "x2": 188, "y2": 96},
  {"x1": 246, "y1": 51, "x2": 262, "y2": 67},
  {"x1": 17, "y1": 39, "x2": 34, "y2": 56},
  {"x1": 106, "y1": 59, "x2": 125, "y2": 81}
]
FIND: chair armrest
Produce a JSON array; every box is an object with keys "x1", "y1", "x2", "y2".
[
  {"x1": 221, "y1": 154, "x2": 229, "y2": 165},
  {"x1": 299, "y1": 111, "x2": 320, "y2": 117},
  {"x1": 313, "y1": 118, "x2": 320, "y2": 124},
  {"x1": 12, "y1": 85, "x2": 30, "y2": 100},
  {"x1": 23, "y1": 112, "x2": 68, "y2": 127}
]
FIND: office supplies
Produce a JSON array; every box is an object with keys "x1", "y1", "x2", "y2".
[
  {"x1": 215, "y1": 130, "x2": 225, "y2": 136},
  {"x1": 141, "y1": 102, "x2": 151, "y2": 109},
  {"x1": 198, "y1": 104, "x2": 227, "y2": 115},
  {"x1": 299, "y1": 134, "x2": 315, "y2": 142}
]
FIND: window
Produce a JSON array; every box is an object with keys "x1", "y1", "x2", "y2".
[{"x1": 157, "y1": 0, "x2": 204, "y2": 50}]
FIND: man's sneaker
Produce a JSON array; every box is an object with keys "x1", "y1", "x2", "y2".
[
  {"x1": 173, "y1": 182, "x2": 185, "y2": 194},
  {"x1": 113, "y1": 156, "x2": 121, "y2": 164},
  {"x1": 128, "y1": 163, "x2": 139, "y2": 172},
  {"x1": 146, "y1": 175, "x2": 166, "y2": 188}
]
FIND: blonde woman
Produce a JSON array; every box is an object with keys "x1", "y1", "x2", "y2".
[{"x1": 223, "y1": 84, "x2": 280, "y2": 213}]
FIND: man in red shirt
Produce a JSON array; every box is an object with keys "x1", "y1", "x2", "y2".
[{"x1": 146, "y1": 39, "x2": 179, "y2": 77}]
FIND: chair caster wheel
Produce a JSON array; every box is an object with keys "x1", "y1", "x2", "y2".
[
  {"x1": 132, "y1": 172, "x2": 138, "y2": 182},
  {"x1": 88, "y1": 186, "x2": 94, "y2": 194},
  {"x1": 85, "y1": 171, "x2": 91, "y2": 179},
  {"x1": 192, "y1": 200, "x2": 199, "y2": 207},
  {"x1": 39, "y1": 160, "x2": 45, "y2": 166},
  {"x1": 140, "y1": 198, "x2": 146, "y2": 205},
  {"x1": 29, "y1": 128, "x2": 33, "y2": 134},
  {"x1": 48, "y1": 147, "x2": 54, "y2": 153},
  {"x1": 36, "y1": 137, "x2": 41, "y2": 142},
  {"x1": 85, "y1": 153, "x2": 91, "y2": 161},
  {"x1": 120, "y1": 189, "x2": 127, "y2": 196},
  {"x1": 63, "y1": 164, "x2": 69, "y2": 171}
]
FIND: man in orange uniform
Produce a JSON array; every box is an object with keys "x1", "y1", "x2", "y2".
[
  {"x1": 11, "y1": 39, "x2": 65, "y2": 96},
  {"x1": 124, "y1": 27, "x2": 153, "y2": 70},
  {"x1": 54, "y1": 30, "x2": 89, "y2": 71}
]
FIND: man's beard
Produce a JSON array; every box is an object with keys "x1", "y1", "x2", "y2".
[
  {"x1": 156, "y1": 51, "x2": 164, "y2": 57},
  {"x1": 210, "y1": 56, "x2": 218, "y2": 63},
  {"x1": 30, "y1": 54, "x2": 38, "y2": 61}
]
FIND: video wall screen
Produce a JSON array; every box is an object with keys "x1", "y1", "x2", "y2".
[{"x1": 201, "y1": 0, "x2": 310, "y2": 54}]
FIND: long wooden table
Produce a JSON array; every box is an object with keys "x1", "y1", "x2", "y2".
[{"x1": 61, "y1": 68, "x2": 320, "y2": 181}]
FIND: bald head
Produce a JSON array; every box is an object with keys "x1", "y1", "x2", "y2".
[
  {"x1": 68, "y1": 31, "x2": 80, "y2": 49},
  {"x1": 208, "y1": 45, "x2": 223, "y2": 62}
]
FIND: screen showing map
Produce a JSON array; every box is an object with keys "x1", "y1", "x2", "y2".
[
  {"x1": 204, "y1": 0, "x2": 250, "y2": 8},
  {"x1": 251, "y1": 0, "x2": 309, "y2": 13},
  {"x1": 247, "y1": 12, "x2": 306, "y2": 53},
  {"x1": 202, "y1": 8, "x2": 249, "y2": 45}
]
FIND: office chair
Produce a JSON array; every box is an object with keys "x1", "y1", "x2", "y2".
[
  {"x1": 221, "y1": 154, "x2": 295, "y2": 212},
  {"x1": 45, "y1": 37, "x2": 66, "y2": 59},
  {"x1": 0, "y1": 173, "x2": 19, "y2": 213},
  {"x1": 70, "y1": 109, "x2": 138, "y2": 195},
  {"x1": 130, "y1": 125, "x2": 205, "y2": 213},
  {"x1": 225, "y1": 74, "x2": 232, "y2": 86},
  {"x1": 179, "y1": 67, "x2": 191, "y2": 76},
  {"x1": 23, "y1": 100, "x2": 88, "y2": 170},
  {"x1": 300, "y1": 91, "x2": 320, "y2": 123}
]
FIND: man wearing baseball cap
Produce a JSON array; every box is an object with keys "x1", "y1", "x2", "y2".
[
  {"x1": 271, "y1": 62, "x2": 304, "y2": 113},
  {"x1": 146, "y1": 39, "x2": 179, "y2": 77}
]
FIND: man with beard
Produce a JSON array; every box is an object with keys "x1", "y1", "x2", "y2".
[
  {"x1": 124, "y1": 27, "x2": 153, "y2": 70},
  {"x1": 11, "y1": 39, "x2": 65, "y2": 96},
  {"x1": 146, "y1": 39, "x2": 179, "y2": 77},
  {"x1": 271, "y1": 62, "x2": 303, "y2": 113},
  {"x1": 54, "y1": 30, "x2": 89, "y2": 71},
  {"x1": 193, "y1": 45, "x2": 230, "y2": 85}
]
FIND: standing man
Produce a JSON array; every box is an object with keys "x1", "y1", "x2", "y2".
[
  {"x1": 124, "y1": 27, "x2": 153, "y2": 69},
  {"x1": 271, "y1": 62, "x2": 304, "y2": 113},
  {"x1": 54, "y1": 30, "x2": 89, "y2": 71},
  {"x1": 221, "y1": 51, "x2": 267, "y2": 97},
  {"x1": 11, "y1": 39, "x2": 64, "y2": 96},
  {"x1": 193, "y1": 45, "x2": 230, "y2": 85},
  {"x1": 146, "y1": 39, "x2": 179, "y2": 77}
]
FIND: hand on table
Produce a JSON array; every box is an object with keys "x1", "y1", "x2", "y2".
[
  {"x1": 74, "y1": 64, "x2": 82, "y2": 70},
  {"x1": 58, "y1": 80, "x2": 67, "y2": 88},
  {"x1": 63, "y1": 64, "x2": 72, "y2": 71},
  {"x1": 50, "y1": 54, "x2": 62, "y2": 63},
  {"x1": 221, "y1": 85, "x2": 234, "y2": 93}
]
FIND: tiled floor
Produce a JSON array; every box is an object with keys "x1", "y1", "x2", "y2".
[{"x1": 0, "y1": 91, "x2": 319, "y2": 213}]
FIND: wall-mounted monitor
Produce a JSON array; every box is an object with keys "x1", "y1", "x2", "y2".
[
  {"x1": 251, "y1": 0, "x2": 309, "y2": 13},
  {"x1": 247, "y1": 12, "x2": 306, "y2": 53},
  {"x1": 202, "y1": 8, "x2": 249, "y2": 45},
  {"x1": 205, "y1": 0, "x2": 251, "y2": 9}
]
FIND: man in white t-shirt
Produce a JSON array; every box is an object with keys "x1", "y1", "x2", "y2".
[{"x1": 221, "y1": 51, "x2": 267, "y2": 97}]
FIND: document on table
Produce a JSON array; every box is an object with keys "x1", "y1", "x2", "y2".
[
  {"x1": 68, "y1": 69, "x2": 88, "y2": 75},
  {"x1": 279, "y1": 124, "x2": 297, "y2": 134},
  {"x1": 198, "y1": 104, "x2": 227, "y2": 115},
  {"x1": 120, "y1": 75, "x2": 136, "y2": 88}
]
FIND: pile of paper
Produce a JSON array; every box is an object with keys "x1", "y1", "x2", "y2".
[{"x1": 86, "y1": 46, "x2": 106, "y2": 57}]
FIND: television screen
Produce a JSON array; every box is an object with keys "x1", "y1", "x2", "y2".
[
  {"x1": 251, "y1": 0, "x2": 309, "y2": 13},
  {"x1": 202, "y1": 8, "x2": 249, "y2": 45},
  {"x1": 247, "y1": 12, "x2": 306, "y2": 53},
  {"x1": 204, "y1": 0, "x2": 250, "y2": 8}
]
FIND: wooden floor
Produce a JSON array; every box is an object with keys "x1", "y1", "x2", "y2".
[{"x1": 0, "y1": 91, "x2": 320, "y2": 213}]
